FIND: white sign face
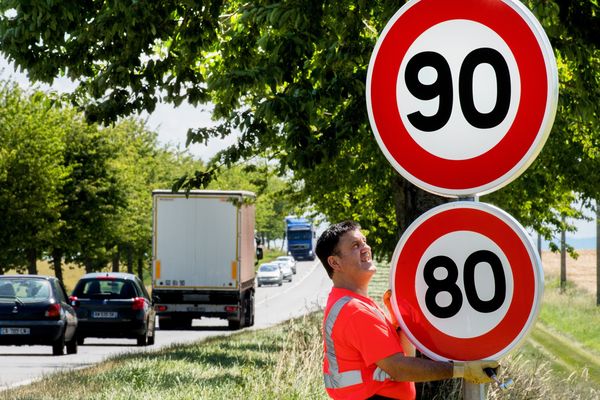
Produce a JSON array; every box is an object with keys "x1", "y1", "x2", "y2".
[
  {"x1": 397, "y1": 19, "x2": 521, "y2": 160},
  {"x1": 416, "y1": 230, "x2": 514, "y2": 338},
  {"x1": 367, "y1": 0, "x2": 558, "y2": 197},
  {"x1": 390, "y1": 202, "x2": 544, "y2": 361}
]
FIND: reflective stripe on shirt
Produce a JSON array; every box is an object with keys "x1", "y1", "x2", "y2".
[
  {"x1": 323, "y1": 296, "x2": 393, "y2": 389},
  {"x1": 323, "y1": 296, "x2": 363, "y2": 388}
]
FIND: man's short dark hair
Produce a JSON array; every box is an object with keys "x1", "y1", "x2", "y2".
[{"x1": 316, "y1": 221, "x2": 361, "y2": 279}]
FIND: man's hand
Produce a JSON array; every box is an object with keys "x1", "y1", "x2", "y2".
[
  {"x1": 453, "y1": 360, "x2": 500, "y2": 384},
  {"x1": 383, "y1": 289, "x2": 416, "y2": 356},
  {"x1": 382, "y1": 289, "x2": 399, "y2": 329}
]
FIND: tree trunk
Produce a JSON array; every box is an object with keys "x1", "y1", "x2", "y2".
[
  {"x1": 391, "y1": 175, "x2": 449, "y2": 400},
  {"x1": 112, "y1": 250, "x2": 120, "y2": 273},
  {"x1": 26, "y1": 248, "x2": 37, "y2": 275},
  {"x1": 391, "y1": 174, "x2": 448, "y2": 237},
  {"x1": 125, "y1": 246, "x2": 134, "y2": 274},
  {"x1": 560, "y1": 219, "x2": 567, "y2": 292},
  {"x1": 137, "y1": 257, "x2": 144, "y2": 282},
  {"x1": 85, "y1": 259, "x2": 94, "y2": 274},
  {"x1": 52, "y1": 249, "x2": 64, "y2": 283},
  {"x1": 596, "y1": 203, "x2": 600, "y2": 306}
]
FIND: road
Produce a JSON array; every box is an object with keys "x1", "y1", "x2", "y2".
[{"x1": 0, "y1": 259, "x2": 331, "y2": 390}]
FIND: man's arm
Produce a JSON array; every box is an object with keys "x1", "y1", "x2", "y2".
[
  {"x1": 376, "y1": 353, "x2": 453, "y2": 382},
  {"x1": 377, "y1": 353, "x2": 498, "y2": 384}
]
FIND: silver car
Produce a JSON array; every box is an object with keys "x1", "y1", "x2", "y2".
[
  {"x1": 256, "y1": 263, "x2": 283, "y2": 287},
  {"x1": 274, "y1": 260, "x2": 293, "y2": 282},
  {"x1": 276, "y1": 256, "x2": 297, "y2": 274}
]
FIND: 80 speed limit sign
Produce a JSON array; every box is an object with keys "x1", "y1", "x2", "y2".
[
  {"x1": 389, "y1": 202, "x2": 543, "y2": 361},
  {"x1": 367, "y1": 0, "x2": 558, "y2": 197}
]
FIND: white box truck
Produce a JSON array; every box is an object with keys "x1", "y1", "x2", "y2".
[{"x1": 151, "y1": 190, "x2": 256, "y2": 330}]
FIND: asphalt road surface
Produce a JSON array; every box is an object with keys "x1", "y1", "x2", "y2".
[{"x1": 0, "y1": 259, "x2": 331, "y2": 390}]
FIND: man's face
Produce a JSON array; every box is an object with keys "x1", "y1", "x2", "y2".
[{"x1": 329, "y1": 229, "x2": 375, "y2": 279}]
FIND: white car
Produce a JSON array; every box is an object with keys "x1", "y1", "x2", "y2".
[
  {"x1": 256, "y1": 263, "x2": 283, "y2": 287},
  {"x1": 276, "y1": 256, "x2": 297, "y2": 274},
  {"x1": 274, "y1": 260, "x2": 293, "y2": 282}
]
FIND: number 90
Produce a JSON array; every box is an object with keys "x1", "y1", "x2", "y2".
[{"x1": 405, "y1": 48, "x2": 511, "y2": 132}]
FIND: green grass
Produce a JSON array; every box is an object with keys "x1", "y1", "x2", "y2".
[
  {"x1": 2, "y1": 262, "x2": 599, "y2": 400},
  {"x1": 3, "y1": 313, "x2": 327, "y2": 400},
  {"x1": 512, "y1": 273, "x2": 600, "y2": 392},
  {"x1": 538, "y1": 275, "x2": 600, "y2": 354},
  {"x1": 261, "y1": 248, "x2": 286, "y2": 264}
]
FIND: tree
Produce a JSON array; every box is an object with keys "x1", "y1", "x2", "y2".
[
  {"x1": 107, "y1": 118, "x2": 201, "y2": 279},
  {"x1": 1, "y1": 1, "x2": 598, "y2": 259},
  {"x1": 206, "y1": 162, "x2": 294, "y2": 248},
  {"x1": 0, "y1": 82, "x2": 69, "y2": 274},
  {"x1": 53, "y1": 111, "x2": 125, "y2": 276}
]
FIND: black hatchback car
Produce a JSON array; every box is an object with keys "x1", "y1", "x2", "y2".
[
  {"x1": 70, "y1": 272, "x2": 156, "y2": 346},
  {"x1": 0, "y1": 275, "x2": 78, "y2": 355}
]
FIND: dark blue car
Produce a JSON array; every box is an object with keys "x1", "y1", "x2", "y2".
[
  {"x1": 70, "y1": 272, "x2": 156, "y2": 346},
  {"x1": 0, "y1": 275, "x2": 78, "y2": 355}
]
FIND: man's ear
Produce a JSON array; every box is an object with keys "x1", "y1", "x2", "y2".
[{"x1": 327, "y1": 255, "x2": 342, "y2": 272}]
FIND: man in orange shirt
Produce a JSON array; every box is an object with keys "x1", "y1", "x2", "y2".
[{"x1": 316, "y1": 221, "x2": 497, "y2": 400}]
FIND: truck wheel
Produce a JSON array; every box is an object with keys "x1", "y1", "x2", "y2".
[
  {"x1": 248, "y1": 293, "x2": 255, "y2": 327},
  {"x1": 244, "y1": 292, "x2": 255, "y2": 327}
]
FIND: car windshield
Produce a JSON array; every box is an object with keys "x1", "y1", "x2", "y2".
[
  {"x1": 259, "y1": 265, "x2": 277, "y2": 272},
  {"x1": 73, "y1": 279, "x2": 137, "y2": 299},
  {"x1": 0, "y1": 279, "x2": 51, "y2": 303}
]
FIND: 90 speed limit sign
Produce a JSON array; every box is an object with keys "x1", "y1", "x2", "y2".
[
  {"x1": 389, "y1": 202, "x2": 543, "y2": 361},
  {"x1": 366, "y1": 0, "x2": 558, "y2": 197}
]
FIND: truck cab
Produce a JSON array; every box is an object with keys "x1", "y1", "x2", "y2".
[{"x1": 285, "y1": 217, "x2": 316, "y2": 261}]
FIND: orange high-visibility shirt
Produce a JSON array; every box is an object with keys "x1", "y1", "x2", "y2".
[{"x1": 323, "y1": 287, "x2": 416, "y2": 400}]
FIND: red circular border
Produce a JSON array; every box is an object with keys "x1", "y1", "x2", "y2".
[
  {"x1": 368, "y1": 0, "x2": 550, "y2": 192},
  {"x1": 393, "y1": 206, "x2": 537, "y2": 360}
]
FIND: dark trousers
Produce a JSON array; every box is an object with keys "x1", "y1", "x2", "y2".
[{"x1": 366, "y1": 395, "x2": 397, "y2": 400}]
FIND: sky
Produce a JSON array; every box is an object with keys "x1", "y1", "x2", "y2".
[
  {"x1": 0, "y1": 57, "x2": 233, "y2": 161},
  {"x1": 0, "y1": 57, "x2": 597, "y2": 243}
]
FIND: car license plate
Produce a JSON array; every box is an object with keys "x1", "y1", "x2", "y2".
[
  {"x1": 0, "y1": 327, "x2": 30, "y2": 335},
  {"x1": 186, "y1": 306, "x2": 205, "y2": 312},
  {"x1": 92, "y1": 311, "x2": 118, "y2": 318}
]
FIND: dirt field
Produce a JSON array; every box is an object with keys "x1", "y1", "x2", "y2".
[{"x1": 542, "y1": 249, "x2": 598, "y2": 294}]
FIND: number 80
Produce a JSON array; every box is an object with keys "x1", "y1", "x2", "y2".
[{"x1": 423, "y1": 250, "x2": 507, "y2": 319}]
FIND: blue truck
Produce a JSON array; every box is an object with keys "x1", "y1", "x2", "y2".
[{"x1": 285, "y1": 217, "x2": 316, "y2": 261}]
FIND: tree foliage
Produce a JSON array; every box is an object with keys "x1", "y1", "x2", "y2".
[
  {"x1": 206, "y1": 162, "x2": 294, "y2": 247},
  {"x1": 0, "y1": 82, "x2": 69, "y2": 273},
  {"x1": 0, "y1": 80, "x2": 204, "y2": 278},
  {"x1": 1, "y1": 1, "x2": 598, "y2": 258}
]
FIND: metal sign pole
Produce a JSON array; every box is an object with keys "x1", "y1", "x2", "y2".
[
  {"x1": 460, "y1": 195, "x2": 487, "y2": 400},
  {"x1": 463, "y1": 382, "x2": 486, "y2": 400}
]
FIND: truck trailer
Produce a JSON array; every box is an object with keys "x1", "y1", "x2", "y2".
[{"x1": 152, "y1": 190, "x2": 256, "y2": 330}]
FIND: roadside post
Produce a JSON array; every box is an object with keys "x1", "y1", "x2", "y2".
[{"x1": 366, "y1": 0, "x2": 558, "y2": 398}]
